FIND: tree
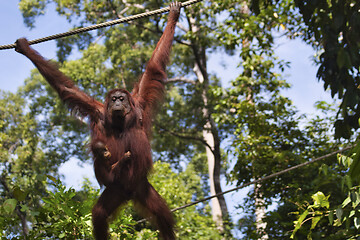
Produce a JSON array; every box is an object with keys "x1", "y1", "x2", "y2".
[
  {"x1": 0, "y1": 90, "x2": 46, "y2": 237},
  {"x1": 235, "y1": 1, "x2": 360, "y2": 238},
  {"x1": 210, "y1": 1, "x2": 358, "y2": 238},
  {"x1": 293, "y1": 0, "x2": 360, "y2": 139},
  {"x1": 249, "y1": 0, "x2": 360, "y2": 138},
  {"x1": 211, "y1": 1, "x2": 301, "y2": 238}
]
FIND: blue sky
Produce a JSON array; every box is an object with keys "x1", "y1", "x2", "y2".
[
  {"x1": 0, "y1": 2, "x2": 334, "y2": 235},
  {"x1": 0, "y1": 2, "x2": 69, "y2": 92}
]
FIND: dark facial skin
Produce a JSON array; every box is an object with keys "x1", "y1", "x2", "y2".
[{"x1": 108, "y1": 91, "x2": 131, "y2": 120}]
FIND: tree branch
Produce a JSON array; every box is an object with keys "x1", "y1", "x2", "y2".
[
  {"x1": 176, "y1": 22, "x2": 189, "y2": 33},
  {"x1": 166, "y1": 76, "x2": 196, "y2": 85},
  {"x1": 107, "y1": 0, "x2": 157, "y2": 34},
  {"x1": 156, "y1": 124, "x2": 213, "y2": 152},
  {"x1": 122, "y1": 0, "x2": 145, "y2": 10}
]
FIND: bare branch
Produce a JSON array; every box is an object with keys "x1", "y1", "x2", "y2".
[
  {"x1": 119, "y1": 6, "x2": 129, "y2": 16},
  {"x1": 156, "y1": 124, "x2": 213, "y2": 152},
  {"x1": 122, "y1": 0, "x2": 145, "y2": 10},
  {"x1": 174, "y1": 37, "x2": 191, "y2": 46},
  {"x1": 107, "y1": 0, "x2": 154, "y2": 33},
  {"x1": 176, "y1": 22, "x2": 189, "y2": 32},
  {"x1": 8, "y1": 141, "x2": 20, "y2": 154},
  {"x1": 166, "y1": 77, "x2": 196, "y2": 85}
]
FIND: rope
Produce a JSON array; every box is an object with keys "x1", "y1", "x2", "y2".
[
  {"x1": 0, "y1": 0, "x2": 202, "y2": 50},
  {"x1": 137, "y1": 144, "x2": 354, "y2": 223}
]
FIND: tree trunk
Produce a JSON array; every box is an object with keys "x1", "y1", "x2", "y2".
[
  {"x1": 203, "y1": 122, "x2": 223, "y2": 227},
  {"x1": 193, "y1": 62, "x2": 229, "y2": 230},
  {"x1": 254, "y1": 182, "x2": 268, "y2": 240},
  {"x1": 184, "y1": 6, "x2": 229, "y2": 231},
  {"x1": 239, "y1": 1, "x2": 269, "y2": 238}
]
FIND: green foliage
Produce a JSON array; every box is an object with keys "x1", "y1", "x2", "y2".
[
  {"x1": 291, "y1": 152, "x2": 360, "y2": 239},
  {"x1": 349, "y1": 136, "x2": 360, "y2": 181},
  {"x1": 227, "y1": 95, "x2": 348, "y2": 239},
  {"x1": 27, "y1": 177, "x2": 95, "y2": 239},
  {"x1": 2, "y1": 199, "x2": 18, "y2": 214},
  {"x1": 150, "y1": 162, "x2": 223, "y2": 239},
  {"x1": 18, "y1": 0, "x2": 47, "y2": 28},
  {"x1": 23, "y1": 176, "x2": 151, "y2": 239},
  {"x1": 61, "y1": 44, "x2": 110, "y2": 96},
  {"x1": 0, "y1": 90, "x2": 50, "y2": 237},
  {"x1": 1, "y1": 156, "x2": 220, "y2": 238},
  {"x1": 291, "y1": 192, "x2": 330, "y2": 239},
  {"x1": 253, "y1": 0, "x2": 360, "y2": 138}
]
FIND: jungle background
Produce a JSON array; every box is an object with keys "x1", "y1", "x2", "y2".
[{"x1": 1, "y1": 0, "x2": 360, "y2": 239}]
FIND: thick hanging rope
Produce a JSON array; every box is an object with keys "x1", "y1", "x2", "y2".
[
  {"x1": 137, "y1": 144, "x2": 354, "y2": 223},
  {"x1": 0, "y1": 0, "x2": 202, "y2": 50}
]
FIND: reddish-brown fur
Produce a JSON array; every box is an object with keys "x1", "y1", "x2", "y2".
[{"x1": 15, "y1": 2, "x2": 181, "y2": 239}]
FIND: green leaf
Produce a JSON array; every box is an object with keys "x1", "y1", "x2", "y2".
[
  {"x1": 354, "y1": 192, "x2": 360, "y2": 207},
  {"x1": 13, "y1": 187, "x2": 27, "y2": 202},
  {"x1": 47, "y1": 175, "x2": 57, "y2": 183},
  {"x1": 310, "y1": 216, "x2": 321, "y2": 230},
  {"x1": 3, "y1": 199, "x2": 17, "y2": 214},
  {"x1": 312, "y1": 191, "x2": 330, "y2": 209},
  {"x1": 336, "y1": 208, "x2": 343, "y2": 221},
  {"x1": 345, "y1": 175, "x2": 352, "y2": 189},
  {"x1": 350, "y1": 144, "x2": 360, "y2": 180},
  {"x1": 328, "y1": 210, "x2": 334, "y2": 225},
  {"x1": 337, "y1": 48, "x2": 351, "y2": 69},
  {"x1": 338, "y1": 154, "x2": 353, "y2": 168},
  {"x1": 291, "y1": 209, "x2": 309, "y2": 239},
  {"x1": 342, "y1": 196, "x2": 351, "y2": 208},
  {"x1": 355, "y1": 217, "x2": 360, "y2": 229},
  {"x1": 350, "y1": 191, "x2": 360, "y2": 208},
  {"x1": 320, "y1": 164, "x2": 328, "y2": 176},
  {"x1": 36, "y1": 174, "x2": 47, "y2": 181},
  {"x1": 20, "y1": 204, "x2": 29, "y2": 212},
  {"x1": 349, "y1": 210, "x2": 355, "y2": 218}
]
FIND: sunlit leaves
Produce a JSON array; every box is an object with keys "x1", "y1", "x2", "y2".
[
  {"x1": 349, "y1": 141, "x2": 360, "y2": 182},
  {"x1": 18, "y1": 0, "x2": 47, "y2": 28},
  {"x1": 2, "y1": 199, "x2": 17, "y2": 214},
  {"x1": 150, "y1": 162, "x2": 223, "y2": 239},
  {"x1": 292, "y1": 151, "x2": 360, "y2": 238},
  {"x1": 291, "y1": 192, "x2": 330, "y2": 239},
  {"x1": 312, "y1": 191, "x2": 330, "y2": 209}
]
